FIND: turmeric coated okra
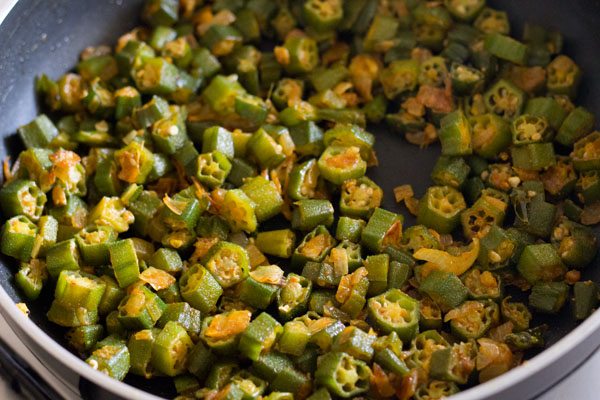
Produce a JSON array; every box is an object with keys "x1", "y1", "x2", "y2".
[{"x1": 3, "y1": 0, "x2": 600, "y2": 399}]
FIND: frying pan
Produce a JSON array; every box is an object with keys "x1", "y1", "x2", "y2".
[{"x1": 1, "y1": 0, "x2": 600, "y2": 399}]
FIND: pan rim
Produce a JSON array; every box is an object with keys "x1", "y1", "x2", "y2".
[
  {"x1": 4, "y1": 278, "x2": 600, "y2": 400},
  {"x1": 0, "y1": 288, "x2": 167, "y2": 400},
  {"x1": 1, "y1": 0, "x2": 600, "y2": 399}
]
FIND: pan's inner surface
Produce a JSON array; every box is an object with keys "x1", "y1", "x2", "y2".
[{"x1": 1, "y1": 0, "x2": 600, "y2": 398}]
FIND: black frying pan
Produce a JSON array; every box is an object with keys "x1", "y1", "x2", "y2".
[{"x1": 1, "y1": 1, "x2": 600, "y2": 399}]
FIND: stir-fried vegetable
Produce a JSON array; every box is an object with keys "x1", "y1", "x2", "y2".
[{"x1": 3, "y1": 0, "x2": 600, "y2": 398}]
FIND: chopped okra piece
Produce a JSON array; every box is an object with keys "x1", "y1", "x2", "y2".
[
  {"x1": 439, "y1": 110, "x2": 473, "y2": 156},
  {"x1": 276, "y1": 36, "x2": 319, "y2": 75},
  {"x1": 501, "y1": 297, "x2": 532, "y2": 332},
  {"x1": 151, "y1": 321, "x2": 194, "y2": 376},
  {"x1": 202, "y1": 241, "x2": 249, "y2": 288},
  {"x1": 239, "y1": 266, "x2": 282, "y2": 309},
  {"x1": 484, "y1": 33, "x2": 529, "y2": 65},
  {"x1": 142, "y1": 0, "x2": 178, "y2": 27},
  {"x1": 46, "y1": 238, "x2": 81, "y2": 278},
  {"x1": 419, "y1": 271, "x2": 468, "y2": 312},
  {"x1": 75, "y1": 225, "x2": 117, "y2": 266},
  {"x1": 547, "y1": 55, "x2": 582, "y2": 98},
  {"x1": 0, "y1": 179, "x2": 46, "y2": 221},
  {"x1": 186, "y1": 341, "x2": 215, "y2": 380},
  {"x1": 205, "y1": 360, "x2": 240, "y2": 389},
  {"x1": 512, "y1": 114, "x2": 551, "y2": 146},
  {"x1": 179, "y1": 264, "x2": 222, "y2": 314},
  {"x1": 117, "y1": 285, "x2": 166, "y2": 330},
  {"x1": 335, "y1": 267, "x2": 368, "y2": 318},
  {"x1": 512, "y1": 141, "x2": 557, "y2": 172},
  {"x1": 278, "y1": 320, "x2": 311, "y2": 357},
  {"x1": 133, "y1": 57, "x2": 179, "y2": 95},
  {"x1": 571, "y1": 132, "x2": 600, "y2": 172},
  {"x1": 463, "y1": 269, "x2": 502, "y2": 301},
  {"x1": 364, "y1": 254, "x2": 389, "y2": 296},
  {"x1": 303, "y1": 262, "x2": 341, "y2": 290},
  {"x1": 128, "y1": 328, "x2": 160, "y2": 378},
  {"x1": 150, "y1": 248, "x2": 183, "y2": 277},
  {"x1": 256, "y1": 229, "x2": 296, "y2": 259},
  {"x1": 15, "y1": 259, "x2": 47, "y2": 301},
  {"x1": 200, "y1": 126, "x2": 234, "y2": 159},
  {"x1": 303, "y1": 0, "x2": 343, "y2": 32},
  {"x1": 315, "y1": 352, "x2": 371, "y2": 398},
  {"x1": 446, "y1": 301, "x2": 498, "y2": 341},
  {"x1": 572, "y1": 281, "x2": 599, "y2": 320},
  {"x1": 246, "y1": 128, "x2": 286, "y2": 169},
  {"x1": 292, "y1": 199, "x2": 334, "y2": 232},
  {"x1": 556, "y1": 106, "x2": 595, "y2": 147},
  {"x1": 551, "y1": 219, "x2": 598, "y2": 267},
  {"x1": 161, "y1": 191, "x2": 203, "y2": 231},
  {"x1": 231, "y1": 370, "x2": 267, "y2": 400},
  {"x1": 517, "y1": 243, "x2": 566, "y2": 284},
  {"x1": 98, "y1": 275, "x2": 126, "y2": 316},
  {"x1": 483, "y1": 79, "x2": 526, "y2": 120},
  {"x1": 86, "y1": 340, "x2": 130, "y2": 381},
  {"x1": 134, "y1": 95, "x2": 170, "y2": 128},
  {"x1": 339, "y1": 177, "x2": 383, "y2": 218},
  {"x1": 318, "y1": 145, "x2": 367, "y2": 185},
  {"x1": 114, "y1": 141, "x2": 155, "y2": 184},
  {"x1": 430, "y1": 156, "x2": 471, "y2": 189},
  {"x1": 402, "y1": 225, "x2": 440, "y2": 255},
  {"x1": 513, "y1": 196, "x2": 557, "y2": 238},
  {"x1": 505, "y1": 326, "x2": 547, "y2": 352},
  {"x1": 474, "y1": 7, "x2": 510, "y2": 34},
  {"x1": 409, "y1": 330, "x2": 450, "y2": 373},
  {"x1": 239, "y1": 312, "x2": 282, "y2": 361},
  {"x1": 540, "y1": 157, "x2": 577, "y2": 197},
  {"x1": 240, "y1": 176, "x2": 283, "y2": 222},
  {"x1": 287, "y1": 158, "x2": 320, "y2": 201},
  {"x1": 151, "y1": 109, "x2": 188, "y2": 155},
  {"x1": 202, "y1": 25, "x2": 243, "y2": 57},
  {"x1": 332, "y1": 326, "x2": 375, "y2": 362},
  {"x1": 419, "y1": 297, "x2": 443, "y2": 331},
  {"x1": 47, "y1": 270, "x2": 106, "y2": 327},
  {"x1": 157, "y1": 302, "x2": 202, "y2": 335},
  {"x1": 227, "y1": 157, "x2": 256, "y2": 187},
  {"x1": 18, "y1": 114, "x2": 59, "y2": 149},
  {"x1": 291, "y1": 225, "x2": 336, "y2": 269},
  {"x1": 335, "y1": 217, "x2": 365, "y2": 243},
  {"x1": 202, "y1": 75, "x2": 246, "y2": 115},
  {"x1": 367, "y1": 289, "x2": 419, "y2": 342},
  {"x1": 67, "y1": 324, "x2": 104, "y2": 355},
  {"x1": 418, "y1": 186, "x2": 466, "y2": 234},
  {"x1": 461, "y1": 195, "x2": 507, "y2": 239},
  {"x1": 477, "y1": 225, "x2": 515, "y2": 270},
  {"x1": 220, "y1": 189, "x2": 258, "y2": 233},
  {"x1": 525, "y1": 96, "x2": 568, "y2": 131},
  {"x1": 380, "y1": 59, "x2": 420, "y2": 100},
  {"x1": 109, "y1": 239, "x2": 140, "y2": 288},
  {"x1": 430, "y1": 342, "x2": 476, "y2": 385},
  {"x1": 89, "y1": 196, "x2": 134, "y2": 233},
  {"x1": 529, "y1": 282, "x2": 569, "y2": 313},
  {"x1": 577, "y1": 170, "x2": 600, "y2": 204},
  {"x1": 278, "y1": 274, "x2": 312, "y2": 321}
]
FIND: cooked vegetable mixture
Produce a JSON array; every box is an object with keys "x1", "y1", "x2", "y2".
[{"x1": 2, "y1": 0, "x2": 600, "y2": 398}]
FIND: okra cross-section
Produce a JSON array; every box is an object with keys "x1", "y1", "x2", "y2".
[
  {"x1": 202, "y1": 241, "x2": 249, "y2": 288},
  {"x1": 367, "y1": 288, "x2": 419, "y2": 342},
  {"x1": 315, "y1": 352, "x2": 371, "y2": 398},
  {"x1": 418, "y1": 186, "x2": 466, "y2": 234}
]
